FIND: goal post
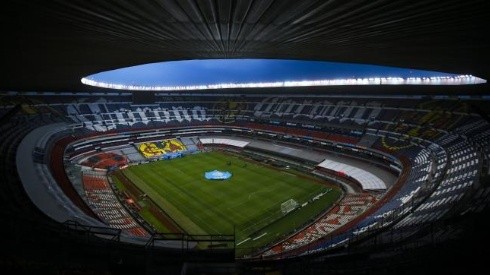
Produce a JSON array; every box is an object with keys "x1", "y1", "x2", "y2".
[{"x1": 281, "y1": 199, "x2": 298, "y2": 215}]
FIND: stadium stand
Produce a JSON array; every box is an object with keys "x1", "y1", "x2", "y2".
[
  {"x1": 1, "y1": 94, "x2": 489, "y2": 273},
  {"x1": 3, "y1": 1, "x2": 489, "y2": 272},
  {"x1": 137, "y1": 139, "x2": 187, "y2": 158},
  {"x1": 82, "y1": 171, "x2": 149, "y2": 237},
  {"x1": 317, "y1": 159, "x2": 386, "y2": 190},
  {"x1": 81, "y1": 152, "x2": 128, "y2": 169},
  {"x1": 180, "y1": 136, "x2": 200, "y2": 152},
  {"x1": 36, "y1": 97, "x2": 483, "y2": 253},
  {"x1": 120, "y1": 146, "x2": 146, "y2": 162},
  {"x1": 199, "y1": 137, "x2": 250, "y2": 148},
  {"x1": 263, "y1": 193, "x2": 379, "y2": 257}
]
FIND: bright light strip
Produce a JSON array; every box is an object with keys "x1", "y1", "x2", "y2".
[{"x1": 81, "y1": 75, "x2": 486, "y2": 91}]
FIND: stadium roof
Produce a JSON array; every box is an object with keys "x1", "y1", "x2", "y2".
[{"x1": 2, "y1": 0, "x2": 489, "y2": 94}]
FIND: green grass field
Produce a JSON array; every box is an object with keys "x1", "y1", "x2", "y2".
[{"x1": 115, "y1": 150, "x2": 342, "y2": 250}]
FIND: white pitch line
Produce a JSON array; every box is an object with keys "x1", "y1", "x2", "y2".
[
  {"x1": 236, "y1": 238, "x2": 251, "y2": 246},
  {"x1": 280, "y1": 171, "x2": 297, "y2": 177},
  {"x1": 252, "y1": 232, "x2": 267, "y2": 241}
]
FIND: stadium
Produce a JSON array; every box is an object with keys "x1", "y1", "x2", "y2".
[{"x1": 1, "y1": 1, "x2": 490, "y2": 274}]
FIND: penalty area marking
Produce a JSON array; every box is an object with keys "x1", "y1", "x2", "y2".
[
  {"x1": 252, "y1": 232, "x2": 267, "y2": 241},
  {"x1": 236, "y1": 238, "x2": 251, "y2": 246}
]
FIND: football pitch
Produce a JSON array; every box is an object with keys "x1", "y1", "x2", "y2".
[{"x1": 115, "y1": 150, "x2": 342, "y2": 250}]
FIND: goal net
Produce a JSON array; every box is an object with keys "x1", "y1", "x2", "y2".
[{"x1": 281, "y1": 199, "x2": 298, "y2": 215}]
